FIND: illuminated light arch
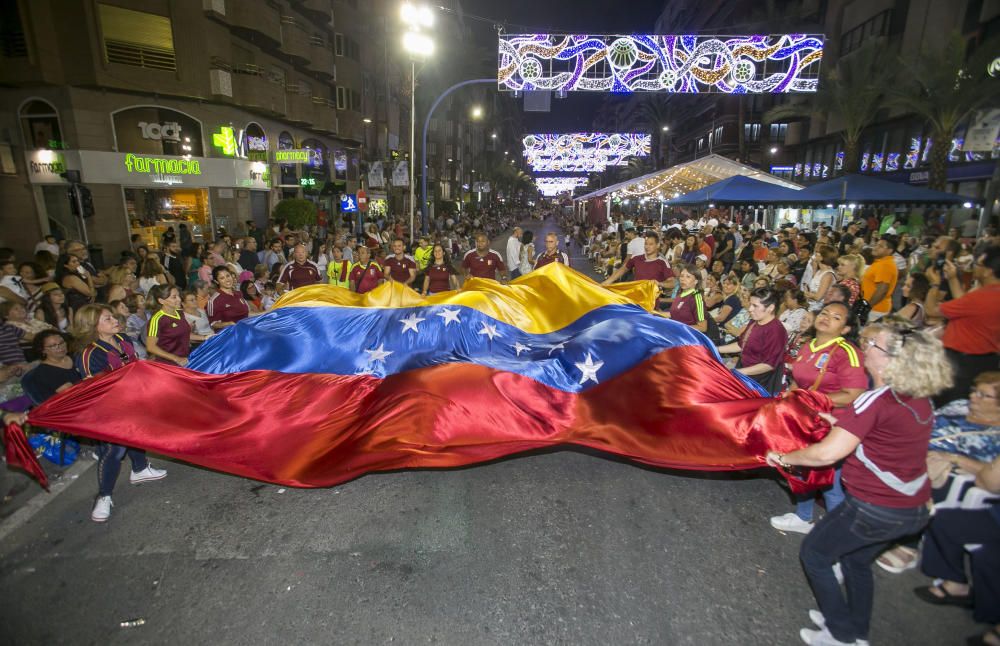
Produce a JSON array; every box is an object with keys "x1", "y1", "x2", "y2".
[{"x1": 499, "y1": 34, "x2": 824, "y2": 94}]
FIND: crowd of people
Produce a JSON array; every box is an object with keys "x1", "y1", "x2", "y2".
[
  {"x1": 585, "y1": 207, "x2": 999, "y2": 646},
  {"x1": 1, "y1": 201, "x2": 998, "y2": 645}
]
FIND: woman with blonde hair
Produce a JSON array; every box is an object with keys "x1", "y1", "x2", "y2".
[
  {"x1": 73, "y1": 303, "x2": 167, "y2": 522},
  {"x1": 766, "y1": 325, "x2": 952, "y2": 646},
  {"x1": 836, "y1": 253, "x2": 866, "y2": 305},
  {"x1": 103, "y1": 265, "x2": 136, "y2": 304}
]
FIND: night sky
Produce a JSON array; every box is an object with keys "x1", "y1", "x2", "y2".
[{"x1": 458, "y1": 0, "x2": 667, "y2": 133}]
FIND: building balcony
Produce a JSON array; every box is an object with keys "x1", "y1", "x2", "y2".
[
  {"x1": 291, "y1": 0, "x2": 333, "y2": 26},
  {"x1": 311, "y1": 99, "x2": 339, "y2": 134},
  {"x1": 232, "y1": 64, "x2": 287, "y2": 116},
  {"x1": 285, "y1": 85, "x2": 313, "y2": 125},
  {"x1": 225, "y1": 0, "x2": 282, "y2": 47},
  {"x1": 279, "y1": 16, "x2": 311, "y2": 63},
  {"x1": 307, "y1": 36, "x2": 335, "y2": 78}
]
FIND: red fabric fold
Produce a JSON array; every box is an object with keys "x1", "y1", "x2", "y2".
[
  {"x1": 4, "y1": 423, "x2": 49, "y2": 490},
  {"x1": 27, "y1": 346, "x2": 833, "y2": 491}
]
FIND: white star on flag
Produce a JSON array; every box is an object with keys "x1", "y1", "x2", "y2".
[
  {"x1": 546, "y1": 341, "x2": 567, "y2": 355},
  {"x1": 365, "y1": 343, "x2": 393, "y2": 362},
  {"x1": 399, "y1": 313, "x2": 425, "y2": 334},
  {"x1": 512, "y1": 342, "x2": 530, "y2": 356},
  {"x1": 574, "y1": 352, "x2": 604, "y2": 385},
  {"x1": 437, "y1": 308, "x2": 461, "y2": 326},
  {"x1": 478, "y1": 323, "x2": 500, "y2": 341}
]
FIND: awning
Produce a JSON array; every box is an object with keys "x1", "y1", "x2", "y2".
[
  {"x1": 575, "y1": 154, "x2": 802, "y2": 202},
  {"x1": 665, "y1": 175, "x2": 803, "y2": 205},
  {"x1": 791, "y1": 174, "x2": 972, "y2": 205}
]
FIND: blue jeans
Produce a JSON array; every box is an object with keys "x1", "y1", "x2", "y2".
[
  {"x1": 800, "y1": 494, "x2": 929, "y2": 642},
  {"x1": 97, "y1": 442, "x2": 148, "y2": 497},
  {"x1": 795, "y1": 468, "x2": 845, "y2": 521}
]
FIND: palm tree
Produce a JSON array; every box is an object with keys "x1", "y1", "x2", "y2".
[
  {"x1": 889, "y1": 33, "x2": 1000, "y2": 190},
  {"x1": 764, "y1": 43, "x2": 891, "y2": 173},
  {"x1": 622, "y1": 94, "x2": 672, "y2": 168}
]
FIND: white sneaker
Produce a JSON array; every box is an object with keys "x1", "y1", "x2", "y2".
[
  {"x1": 770, "y1": 512, "x2": 815, "y2": 534},
  {"x1": 808, "y1": 612, "x2": 869, "y2": 646},
  {"x1": 130, "y1": 465, "x2": 167, "y2": 485},
  {"x1": 91, "y1": 496, "x2": 113, "y2": 522},
  {"x1": 800, "y1": 626, "x2": 858, "y2": 645}
]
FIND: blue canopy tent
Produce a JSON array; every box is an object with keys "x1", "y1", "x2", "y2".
[
  {"x1": 790, "y1": 174, "x2": 972, "y2": 205},
  {"x1": 665, "y1": 175, "x2": 804, "y2": 205}
]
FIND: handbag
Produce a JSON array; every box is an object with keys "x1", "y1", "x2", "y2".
[{"x1": 27, "y1": 431, "x2": 79, "y2": 466}]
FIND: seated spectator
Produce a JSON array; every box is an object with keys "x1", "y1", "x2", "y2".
[
  {"x1": 55, "y1": 254, "x2": 94, "y2": 312},
  {"x1": 103, "y1": 265, "x2": 137, "y2": 304},
  {"x1": 835, "y1": 253, "x2": 865, "y2": 305},
  {"x1": 21, "y1": 330, "x2": 81, "y2": 404},
  {"x1": 895, "y1": 273, "x2": 930, "y2": 326},
  {"x1": 182, "y1": 290, "x2": 214, "y2": 339},
  {"x1": 0, "y1": 257, "x2": 28, "y2": 305},
  {"x1": 711, "y1": 274, "x2": 743, "y2": 328},
  {"x1": 717, "y1": 287, "x2": 787, "y2": 394},
  {"x1": 736, "y1": 259, "x2": 758, "y2": 290},
  {"x1": 138, "y1": 255, "x2": 169, "y2": 294},
  {"x1": 779, "y1": 289, "x2": 809, "y2": 335},
  {"x1": 804, "y1": 245, "x2": 838, "y2": 310},
  {"x1": 1, "y1": 301, "x2": 52, "y2": 345},
  {"x1": 241, "y1": 280, "x2": 264, "y2": 314}
]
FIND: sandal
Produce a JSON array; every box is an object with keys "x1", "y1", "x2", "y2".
[
  {"x1": 966, "y1": 625, "x2": 1000, "y2": 646},
  {"x1": 914, "y1": 583, "x2": 974, "y2": 608},
  {"x1": 876, "y1": 545, "x2": 919, "y2": 574}
]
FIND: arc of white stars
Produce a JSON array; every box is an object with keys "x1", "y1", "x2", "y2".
[
  {"x1": 437, "y1": 308, "x2": 461, "y2": 326},
  {"x1": 365, "y1": 343, "x2": 393, "y2": 362},
  {"x1": 399, "y1": 312, "x2": 425, "y2": 334},
  {"x1": 478, "y1": 323, "x2": 500, "y2": 341},
  {"x1": 512, "y1": 342, "x2": 530, "y2": 356},
  {"x1": 546, "y1": 341, "x2": 567, "y2": 355},
  {"x1": 574, "y1": 352, "x2": 604, "y2": 385}
]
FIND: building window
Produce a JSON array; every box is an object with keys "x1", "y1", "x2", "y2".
[
  {"x1": 697, "y1": 137, "x2": 705, "y2": 151},
  {"x1": 714, "y1": 125, "x2": 724, "y2": 142},
  {"x1": 840, "y1": 10, "x2": 891, "y2": 56},
  {"x1": 334, "y1": 33, "x2": 344, "y2": 57},
  {"x1": 769, "y1": 123, "x2": 788, "y2": 142},
  {"x1": 336, "y1": 86, "x2": 347, "y2": 110},
  {"x1": 98, "y1": 3, "x2": 176, "y2": 72},
  {"x1": 19, "y1": 100, "x2": 64, "y2": 150},
  {"x1": 744, "y1": 123, "x2": 761, "y2": 143}
]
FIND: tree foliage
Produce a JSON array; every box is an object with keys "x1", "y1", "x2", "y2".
[{"x1": 272, "y1": 198, "x2": 317, "y2": 230}]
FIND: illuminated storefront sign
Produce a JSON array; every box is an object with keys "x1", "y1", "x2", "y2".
[
  {"x1": 275, "y1": 149, "x2": 310, "y2": 163},
  {"x1": 212, "y1": 126, "x2": 238, "y2": 156}
]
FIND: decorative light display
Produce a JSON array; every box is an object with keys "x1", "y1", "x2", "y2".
[
  {"x1": 535, "y1": 176, "x2": 589, "y2": 196},
  {"x1": 499, "y1": 34, "x2": 824, "y2": 93},
  {"x1": 523, "y1": 132, "x2": 650, "y2": 172}
]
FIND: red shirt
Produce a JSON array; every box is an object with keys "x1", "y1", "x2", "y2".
[
  {"x1": 838, "y1": 387, "x2": 933, "y2": 508},
  {"x1": 425, "y1": 263, "x2": 454, "y2": 293},
  {"x1": 939, "y1": 283, "x2": 1000, "y2": 355},
  {"x1": 146, "y1": 309, "x2": 191, "y2": 360},
  {"x1": 739, "y1": 318, "x2": 787, "y2": 369},
  {"x1": 791, "y1": 337, "x2": 867, "y2": 396},
  {"x1": 349, "y1": 261, "x2": 383, "y2": 294},
  {"x1": 207, "y1": 290, "x2": 249, "y2": 325},
  {"x1": 534, "y1": 250, "x2": 569, "y2": 269},
  {"x1": 626, "y1": 255, "x2": 674, "y2": 282},
  {"x1": 462, "y1": 250, "x2": 506, "y2": 279},
  {"x1": 383, "y1": 255, "x2": 418, "y2": 283},
  {"x1": 277, "y1": 260, "x2": 321, "y2": 290},
  {"x1": 669, "y1": 289, "x2": 705, "y2": 326}
]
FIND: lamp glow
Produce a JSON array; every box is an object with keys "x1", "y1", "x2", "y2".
[
  {"x1": 403, "y1": 30, "x2": 434, "y2": 56},
  {"x1": 471, "y1": 106, "x2": 484, "y2": 119},
  {"x1": 401, "y1": 3, "x2": 434, "y2": 27}
]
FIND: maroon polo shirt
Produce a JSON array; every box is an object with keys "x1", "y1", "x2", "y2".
[
  {"x1": 277, "y1": 260, "x2": 321, "y2": 290},
  {"x1": 425, "y1": 263, "x2": 454, "y2": 293},
  {"x1": 349, "y1": 261, "x2": 384, "y2": 294},
  {"x1": 207, "y1": 290, "x2": 250, "y2": 325},
  {"x1": 146, "y1": 309, "x2": 191, "y2": 360},
  {"x1": 534, "y1": 251, "x2": 569, "y2": 269},
  {"x1": 384, "y1": 255, "x2": 418, "y2": 283},
  {"x1": 626, "y1": 255, "x2": 674, "y2": 282},
  {"x1": 462, "y1": 250, "x2": 506, "y2": 279},
  {"x1": 739, "y1": 317, "x2": 787, "y2": 369}
]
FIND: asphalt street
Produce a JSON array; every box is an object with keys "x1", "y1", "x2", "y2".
[{"x1": 0, "y1": 218, "x2": 979, "y2": 645}]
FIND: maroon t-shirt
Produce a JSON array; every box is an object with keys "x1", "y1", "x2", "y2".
[
  {"x1": 837, "y1": 386, "x2": 933, "y2": 508},
  {"x1": 349, "y1": 261, "x2": 383, "y2": 294},
  {"x1": 277, "y1": 260, "x2": 321, "y2": 289},
  {"x1": 534, "y1": 251, "x2": 569, "y2": 269},
  {"x1": 383, "y1": 255, "x2": 417, "y2": 283},
  {"x1": 146, "y1": 309, "x2": 191, "y2": 360},
  {"x1": 462, "y1": 250, "x2": 506, "y2": 279},
  {"x1": 425, "y1": 263, "x2": 454, "y2": 293},
  {"x1": 207, "y1": 290, "x2": 249, "y2": 325},
  {"x1": 669, "y1": 289, "x2": 705, "y2": 326},
  {"x1": 739, "y1": 318, "x2": 787, "y2": 369},
  {"x1": 626, "y1": 255, "x2": 674, "y2": 282}
]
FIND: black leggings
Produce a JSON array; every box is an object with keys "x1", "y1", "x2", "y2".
[{"x1": 96, "y1": 443, "x2": 148, "y2": 497}]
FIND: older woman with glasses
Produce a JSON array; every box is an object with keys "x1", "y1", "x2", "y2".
[
  {"x1": 21, "y1": 330, "x2": 80, "y2": 403},
  {"x1": 766, "y1": 325, "x2": 952, "y2": 646}
]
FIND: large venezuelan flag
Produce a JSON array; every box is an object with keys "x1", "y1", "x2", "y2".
[{"x1": 27, "y1": 263, "x2": 833, "y2": 490}]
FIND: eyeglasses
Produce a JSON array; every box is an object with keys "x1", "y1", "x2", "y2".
[
  {"x1": 862, "y1": 337, "x2": 893, "y2": 355},
  {"x1": 43, "y1": 341, "x2": 67, "y2": 350},
  {"x1": 971, "y1": 390, "x2": 998, "y2": 400}
]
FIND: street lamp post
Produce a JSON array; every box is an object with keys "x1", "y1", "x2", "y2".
[{"x1": 400, "y1": 3, "x2": 434, "y2": 242}]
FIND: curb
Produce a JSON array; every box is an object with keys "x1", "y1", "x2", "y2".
[{"x1": 0, "y1": 458, "x2": 93, "y2": 542}]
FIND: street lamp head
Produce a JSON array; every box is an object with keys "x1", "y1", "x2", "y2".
[
  {"x1": 504, "y1": 150, "x2": 508, "y2": 155},
  {"x1": 490, "y1": 132, "x2": 497, "y2": 139},
  {"x1": 363, "y1": 117, "x2": 372, "y2": 124},
  {"x1": 402, "y1": 30, "x2": 434, "y2": 57},
  {"x1": 769, "y1": 146, "x2": 778, "y2": 154},
  {"x1": 470, "y1": 105, "x2": 483, "y2": 119},
  {"x1": 401, "y1": 3, "x2": 434, "y2": 27},
  {"x1": 661, "y1": 125, "x2": 670, "y2": 132}
]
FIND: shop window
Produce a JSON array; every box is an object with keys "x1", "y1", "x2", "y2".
[
  {"x1": 98, "y1": 3, "x2": 176, "y2": 72},
  {"x1": 278, "y1": 131, "x2": 297, "y2": 186},
  {"x1": 19, "y1": 99, "x2": 65, "y2": 150},
  {"x1": 125, "y1": 187, "x2": 211, "y2": 251}
]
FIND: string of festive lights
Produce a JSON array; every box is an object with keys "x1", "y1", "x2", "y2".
[
  {"x1": 499, "y1": 34, "x2": 824, "y2": 93},
  {"x1": 534, "y1": 176, "x2": 590, "y2": 196}
]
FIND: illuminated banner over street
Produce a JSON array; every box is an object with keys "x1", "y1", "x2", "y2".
[
  {"x1": 535, "y1": 176, "x2": 589, "y2": 196},
  {"x1": 523, "y1": 133, "x2": 650, "y2": 172},
  {"x1": 499, "y1": 34, "x2": 823, "y2": 93}
]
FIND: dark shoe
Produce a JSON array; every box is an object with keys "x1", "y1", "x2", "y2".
[{"x1": 914, "y1": 584, "x2": 973, "y2": 608}]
